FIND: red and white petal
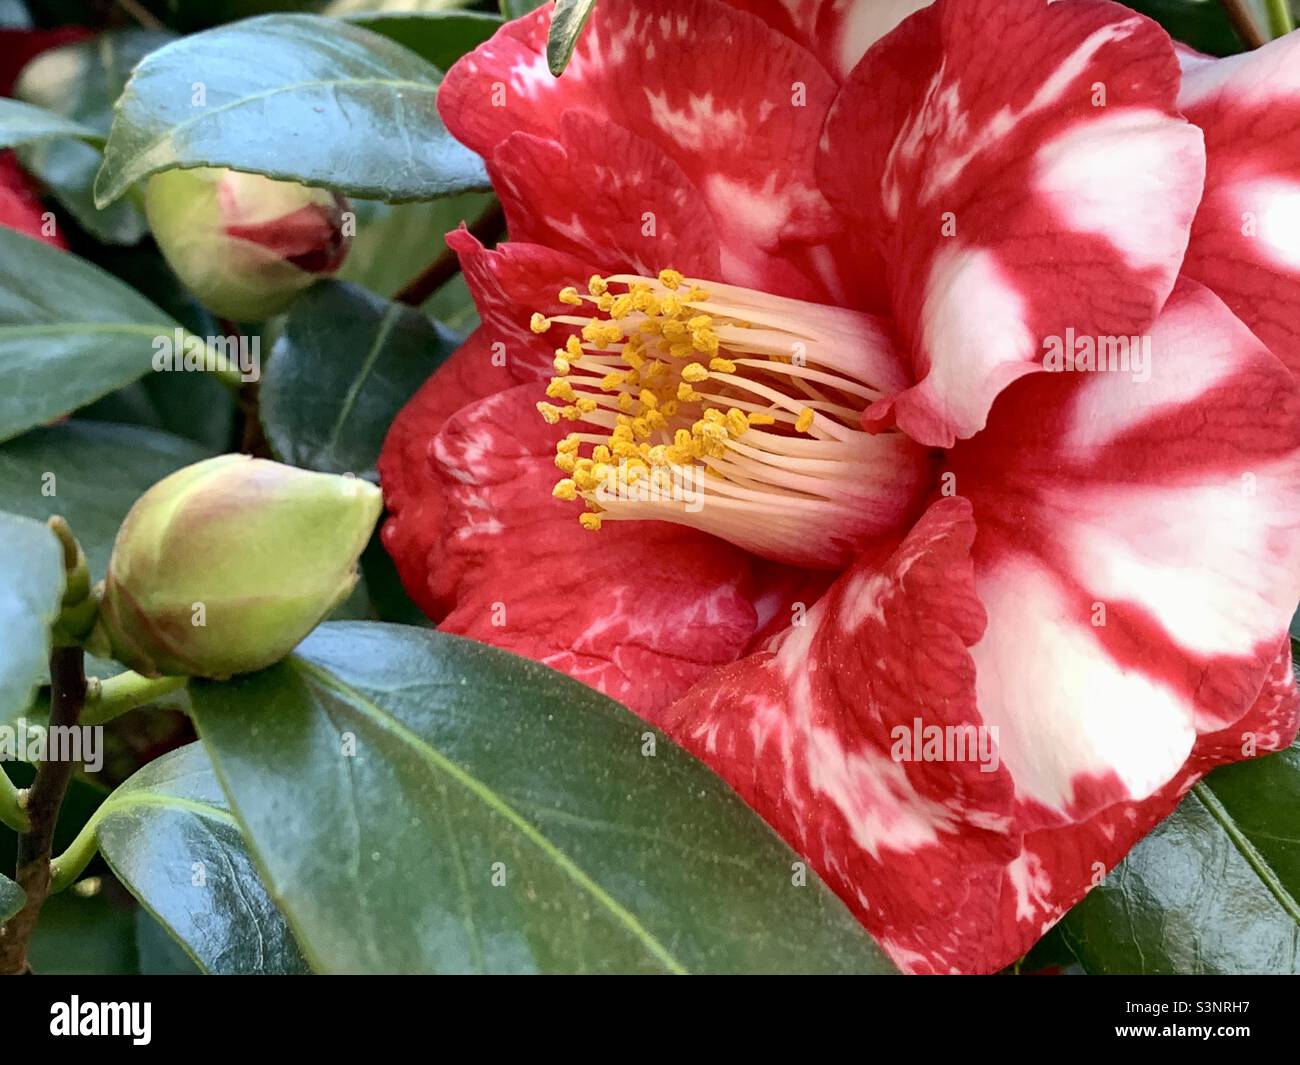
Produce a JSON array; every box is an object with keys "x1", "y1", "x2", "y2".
[
  {"x1": 378, "y1": 329, "x2": 520, "y2": 618},
  {"x1": 439, "y1": 0, "x2": 847, "y2": 300},
  {"x1": 0, "y1": 154, "x2": 65, "y2": 248},
  {"x1": 426, "y1": 383, "x2": 760, "y2": 715},
  {"x1": 489, "y1": 110, "x2": 722, "y2": 280},
  {"x1": 822, "y1": 0, "x2": 1204, "y2": 445},
  {"x1": 723, "y1": 0, "x2": 934, "y2": 81},
  {"x1": 1179, "y1": 30, "x2": 1300, "y2": 376},
  {"x1": 448, "y1": 227, "x2": 598, "y2": 384},
  {"x1": 660, "y1": 497, "x2": 1021, "y2": 973},
  {"x1": 950, "y1": 279, "x2": 1300, "y2": 828}
]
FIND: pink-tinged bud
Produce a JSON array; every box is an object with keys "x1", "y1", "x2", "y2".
[
  {"x1": 93, "y1": 456, "x2": 381, "y2": 679},
  {"x1": 144, "y1": 167, "x2": 352, "y2": 320}
]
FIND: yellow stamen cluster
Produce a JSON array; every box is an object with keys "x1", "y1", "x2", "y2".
[{"x1": 533, "y1": 268, "x2": 872, "y2": 534}]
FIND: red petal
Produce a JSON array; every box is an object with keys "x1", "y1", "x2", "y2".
[
  {"x1": 488, "y1": 110, "x2": 722, "y2": 280},
  {"x1": 423, "y1": 383, "x2": 760, "y2": 715},
  {"x1": 951, "y1": 280, "x2": 1300, "y2": 827},
  {"x1": 0, "y1": 153, "x2": 65, "y2": 248},
  {"x1": 439, "y1": 0, "x2": 851, "y2": 300},
  {"x1": 723, "y1": 0, "x2": 935, "y2": 80},
  {"x1": 822, "y1": 0, "x2": 1204, "y2": 445},
  {"x1": 1179, "y1": 31, "x2": 1300, "y2": 377}
]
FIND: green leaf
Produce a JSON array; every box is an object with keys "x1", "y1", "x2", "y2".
[
  {"x1": 0, "y1": 513, "x2": 64, "y2": 725},
  {"x1": 84, "y1": 743, "x2": 309, "y2": 975},
  {"x1": 0, "y1": 420, "x2": 213, "y2": 581},
  {"x1": 342, "y1": 10, "x2": 503, "y2": 71},
  {"x1": 0, "y1": 872, "x2": 23, "y2": 923},
  {"x1": 15, "y1": 30, "x2": 171, "y2": 245},
  {"x1": 190, "y1": 622, "x2": 897, "y2": 975},
  {"x1": 27, "y1": 890, "x2": 138, "y2": 974},
  {"x1": 547, "y1": 0, "x2": 596, "y2": 75},
  {"x1": 94, "y1": 13, "x2": 489, "y2": 208},
  {"x1": 334, "y1": 191, "x2": 492, "y2": 299},
  {"x1": 135, "y1": 908, "x2": 202, "y2": 975},
  {"x1": 1125, "y1": 0, "x2": 1247, "y2": 56},
  {"x1": 1056, "y1": 739, "x2": 1300, "y2": 973},
  {"x1": 0, "y1": 229, "x2": 181, "y2": 443},
  {"x1": 260, "y1": 281, "x2": 457, "y2": 478},
  {"x1": 500, "y1": 0, "x2": 546, "y2": 18},
  {"x1": 0, "y1": 97, "x2": 101, "y2": 149}
]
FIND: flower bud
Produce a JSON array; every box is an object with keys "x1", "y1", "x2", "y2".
[
  {"x1": 94, "y1": 455, "x2": 381, "y2": 679},
  {"x1": 144, "y1": 167, "x2": 352, "y2": 321}
]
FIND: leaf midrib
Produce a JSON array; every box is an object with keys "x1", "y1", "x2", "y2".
[
  {"x1": 293, "y1": 657, "x2": 689, "y2": 974},
  {"x1": 1193, "y1": 780, "x2": 1300, "y2": 925}
]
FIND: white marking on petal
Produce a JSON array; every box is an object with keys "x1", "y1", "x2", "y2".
[
  {"x1": 1237, "y1": 177, "x2": 1300, "y2": 271},
  {"x1": 971, "y1": 555, "x2": 1196, "y2": 812},
  {"x1": 1034, "y1": 108, "x2": 1203, "y2": 272}
]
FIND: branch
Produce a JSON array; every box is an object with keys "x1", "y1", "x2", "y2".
[
  {"x1": 0, "y1": 646, "x2": 87, "y2": 975},
  {"x1": 1220, "y1": 0, "x2": 1267, "y2": 48}
]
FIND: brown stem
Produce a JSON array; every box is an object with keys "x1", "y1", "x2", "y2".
[
  {"x1": 1219, "y1": 0, "x2": 1267, "y2": 48},
  {"x1": 0, "y1": 646, "x2": 87, "y2": 975},
  {"x1": 394, "y1": 201, "x2": 505, "y2": 307}
]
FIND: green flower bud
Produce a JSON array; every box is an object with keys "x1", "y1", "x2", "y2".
[
  {"x1": 144, "y1": 167, "x2": 352, "y2": 321},
  {"x1": 94, "y1": 456, "x2": 381, "y2": 679}
]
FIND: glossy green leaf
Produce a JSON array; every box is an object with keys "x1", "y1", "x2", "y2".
[
  {"x1": 0, "y1": 230, "x2": 180, "y2": 443},
  {"x1": 1056, "y1": 739, "x2": 1300, "y2": 973},
  {"x1": 94, "y1": 14, "x2": 488, "y2": 208},
  {"x1": 27, "y1": 890, "x2": 137, "y2": 974},
  {"x1": 191, "y1": 622, "x2": 897, "y2": 975},
  {"x1": 0, "y1": 872, "x2": 23, "y2": 923},
  {"x1": 500, "y1": 0, "x2": 546, "y2": 18},
  {"x1": 87, "y1": 743, "x2": 309, "y2": 975},
  {"x1": 15, "y1": 31, "x2": 169, "y2": 245},
  {"x1": 342, "y1": 10, "x2": 503, "y2": 71},
  {"x1": 0, "y1": 420, "x2": 213, "y2": 581},
  {"x1": 0, "y1": 97, "x2": 100, "y2": 149},
  {"x1": 260, "y1": 281, "x2": 458, "y2": 478},
  {"x1": 334, "y1": 191, "x2": 492, "y2": 299},
  {"x1": 547, "y1": 0, "x2": 596, "y2": 75},
  {"x1": 1125, "y1": 0, "x2": 1246, "y2": 56},
  {"x1": 0, "y1": 512, "x2": 63, "y2": 724}
]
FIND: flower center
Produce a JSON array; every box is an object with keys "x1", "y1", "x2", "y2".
[{"x1": 534, "y1": 269, "x2": 929, "y2": 569}]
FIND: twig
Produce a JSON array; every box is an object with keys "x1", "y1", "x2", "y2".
[
  {"x1": 0, "y1": 646, "x2": 87, "y2": 975},
  {"x1": 114, "y1": 0, "x2": 165, "y2": 31},
  {"x1": 394, "y1": 201, "x2": 506, "y2": 307},
  {"x1": 1220, "y1": 0, "x2": 1268, "y2": 48}
]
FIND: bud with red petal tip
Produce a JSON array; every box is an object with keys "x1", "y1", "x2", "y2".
[
  {"x1": 144, "y1": 167, "x2": 352, "y2": 321},
  {"x1": 92, "y1": 455, "x2": 381, "y2": 679}
]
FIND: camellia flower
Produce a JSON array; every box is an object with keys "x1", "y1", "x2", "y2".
[{"x1": 380, "y1": 0, "x2": 1300, "y2": 973}]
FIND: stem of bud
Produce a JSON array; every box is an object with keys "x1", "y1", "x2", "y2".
[{"x1": 81, "y1": 672, "x2": 188, "y2": 726}]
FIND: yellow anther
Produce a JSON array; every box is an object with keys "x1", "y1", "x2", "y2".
[
  {"x1": 796, "y1": 407, "x2": 816, "y2": 433},
  {"x1": 553, "y1": 354, "x2": 571, "y2": 375},
  {"x1": 658, "y1": 268, "x2": 685, "y2": 290},
  {"x1": 546, "y1": 378, "x2": 576, "y2": 401},
  {"x1": 588, "y1": 275, "x2": 609, "y2": 297},
  {"x1": 686, "y1": 286, "x2": 710, "y2": 301},
  {"x1": 709, "y1": 357, "x2": 737, "y2": 373},
  {"x1": 575, "y1": 397, "x2": 598, "y2": 413},
  {"x1": 610, "y1": 294, "x2": 633, "y2": 319},
  {"x1": 565, "y1": 335, "x2": 584, "y2": 358},
  {"x1": 592, "y1": 444, "x2": 611, "y2": 463},
  {"x1": 681, "y1": 363, "x2": 710, "y2": 383},
  {"x1": 579, "y1": 512, "x2": 603, "y2": 531},
  {"x1": 558, "y1": 286, "x2": 583, "y2": 306},
  {"x1": 554, "y1": 452, "x2": 576, "y2": 473},
  {"x1": 599, "y1": 372, "x2": 625, "y2": 391},
  {"x1": 617, "y1": 392, "x2": 634, "y2": 412},
  {"x1": 552, "y1": 479, "x2": 578, "y2": 501},
  {"x1": 639, "y1": 389, "x2": 659, "y2": 410},
  {"x1": 748, "y1": 412, "x2": 776, "y2": 426},
  {"x1": 688, "y1": 315, "x2": 712, "y2": 330},
  {"x1": 631, "y1": 417, "x2": 653, "y2": 440},
  {"x1": 677, "y1": 382, "x2": 701, "y2": 402},
  {"x1": 537, "y1": 402, "x2": 561, "y2": 424},
  {"x1": 530, "y1": 313, "x2": 551, "y2": 334},
  {"x1": 726, "y1": 408, "x2": 749, "y2": 437},
  {"x1": 557, "y1": 434, "x2": 581, "y2": 453}
]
